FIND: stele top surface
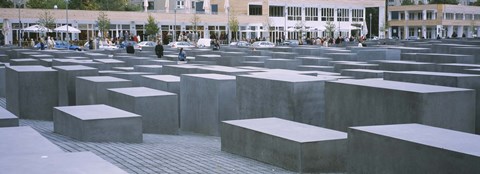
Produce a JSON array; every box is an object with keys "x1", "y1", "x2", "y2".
[
  {"x1": 9, "y1": 66, "x2": 56, "y2": 72},
  {"x1": 224, "y1": 117, "x2": 347, "y2": 143},
  {"x1": 55, "y1": 104, "x2": 140, "y2": 120},
  {"x1": 334, "y1": 79, "x2": 472, "y2": 93},
  {"x1": 143, "y1": 75, "x2": 180, "y2": 82},
  {"x1": 352, "y1": 124, "x2": 480, "y2": 157},
  {"x1": 108, "y1": 87, "x2": 175, "y2": 97},
  {"x1": 78, "y1": 76, "x2": 130, "y2": 82}
]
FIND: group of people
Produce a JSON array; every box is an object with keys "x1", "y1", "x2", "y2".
[{"x1": 32, "y1": 36, "x2": 57, "y2": 50}]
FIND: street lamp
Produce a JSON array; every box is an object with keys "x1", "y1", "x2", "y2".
[
  {"x1": 284, "y1": 5, "x2": 287, "y2": 42},
  {"x1": 65, "y1": 0, "x2": 70, "y2": 50},
  {"x1": 174, "y1": 8, "x2": 177, "y2": 42},
  {"x1": 17, "y1": 0, "x2": 23, "y2": 47},
  {"x1": 369, "y1": 13, "x2": 372, "y2": 39},
  {"x1": 226, "y1": 7, "x2": 230, "y2": 44}
]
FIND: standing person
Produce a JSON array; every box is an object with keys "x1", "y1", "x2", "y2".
[
  {"x1": 40, "y1": 38, "x2": 45, "y2": 50},
  {"x1": 88, "y1": 39, "x2": 93, "y2": 50},
  {"x1": 178, "y1": 48, "x2": 186, "y2": 61},
  {"x1": 29, "y1": 39, "x2": 35, "y2": 48},
  {"x1": 155, "y1": 41, "x2": 164, "y2": 58}
]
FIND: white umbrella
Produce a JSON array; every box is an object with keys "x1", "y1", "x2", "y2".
[
  {"x1": 144, "y1": 0, "x2": 148, "y2": 12},
  {"x1": 203, "y1": 0, "x2": 211, "y2": 14},
  {"x1": 362, "y1": 21, "x2": 368, "y2": 36},
  {"x1": 23, "y1": 25, "x2": 52, "y2": 33},
  {"x1": 54, "y1": 25, "x2": 81, "y2": 33},
  {"x1": 165, "y1": 0, "x2": 169, "y2": 13}
]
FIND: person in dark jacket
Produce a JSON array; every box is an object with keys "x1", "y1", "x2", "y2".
[
  {"x1": 178, "y1": 48, "x2": 186, "y2": 61},
  {"x1": 155, "y1": 41, "x2": 164, "y2": 58},
  {"x1": 126, "y1": 43, "x2": 135, "y2": 54}
]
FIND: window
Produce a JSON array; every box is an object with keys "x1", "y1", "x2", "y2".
[
  {"x1": 417, "y1": 12, "x2": 423, "y2": 20},
  {"x1": 475, "y1": 14, "x2": 480, "y2": 20},
  {"x1": 465, "y1": 14, "x2": 473, "y2": 20},
  {"x1": 148, "y1": 2, "x2": 154, "y2": 10},
  {"x1": 305, "y1": 7, "x2": 318, "y2": 21},
  {"x1": 408, "y1": 12, "x2": 415, "y2": 20},
  {"x1": 352, "y1": 9, "x2": 364, "y2": 22},
  {"x1": 426, "y1": 11, "x2": 433, "y2": 20},
  {"x1": 288, "y1": 7, "x2": 302, "y2": 21},
  {"x1": 337, "y1": 8, "x2": 349, "y2": 22},
  {"x1": 445, "y1": 13, "x2": 454, "y2": 20},
  {"x1": 249, "y1": 5, "x2": 262, "y2": 15},
  {"x1": 455, "y1": 13, "x2": 463, "y2": 20},
  {"x1": 269, "y1": 6, "x2": 285, "y2": 17},
  {"x1": 176, "y1": 0, "x2": 184, "y2": 9},
  {"x1": 321, "y1": 8, "x2": 334, "y2": 21}
]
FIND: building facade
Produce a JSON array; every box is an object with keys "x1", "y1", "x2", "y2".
[
  {"x1": 388, "y1": 4, "x2": 480, "y2": 39},
  {"x1": 1, "y1": 0, "x2": 384, "y2": 45}
]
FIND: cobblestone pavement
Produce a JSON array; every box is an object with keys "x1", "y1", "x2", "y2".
[{"x1": 0, "y1": 98, "x2": 292, "y2": 174}]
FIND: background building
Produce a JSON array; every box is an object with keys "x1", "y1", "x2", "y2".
[
  {"x1": 388, "y1": 2, "x2": 480, "y2": 39},
  {"x1": 1, "y1": 0, "x2": 385, "y2": 45}
]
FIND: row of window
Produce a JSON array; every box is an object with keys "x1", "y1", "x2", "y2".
[
  {"x1": 261, "y1": 5, "x2": 364, "y2": 22},
  {"x1": 445, "y1": 13, "x2": 480, "y2": 20},
  {"x1": 394, "y1": 11, "x2": 480, "y2": 21}
]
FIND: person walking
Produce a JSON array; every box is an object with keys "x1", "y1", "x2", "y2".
[
  {"x1": 126, "y1": 43, "x2": 135, "y2": 54},
  {"x1": 155, "y1": 41, "x2": 164, "y2": 58}
]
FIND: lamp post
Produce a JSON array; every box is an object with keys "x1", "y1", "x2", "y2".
[
  {"x1": 65, "y1": 0, "x2": 70, "y2": 50},
  {"x1": 284, "y1": 5, "x2": 287, "y2": 42},
  {"x1": 369, "y1": 13, "x2": 372, "y2": 39},
  {"x1": 174, "y1": 8, "x2": 177, "y2": 42},
  {"x1": 226, "y1": 7, "x2": 230, "y2": 44},
  {"x1": 17, "y1": 0, "x2": 22, "y2": 47}
]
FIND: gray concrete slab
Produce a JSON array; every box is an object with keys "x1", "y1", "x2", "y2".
[
  {"x1": 297, "y1": 65, "x2": 335, "y2": 72},
  {"x1": 295, "y1": 56, "x2": 332, "y2": 66},
  {"x1": 109, "y1": 72, "x2": 154, "y2": 86},
  {"x1": 237, "y1": 73, "x2": 338, "y2": 127},
  {"x1": 264, "y1": 59, "x2": 301, "y2": 70},
  {"x1": 0, "y1": 107, "x2": 18, "y2": 127},
  {"x1": 0, "y1": 126, "x2": 63, "y2": 156},
  {"x1": 436, "y1": 63, "x2": 480, "y2": 73},
  {"x1": 401, "y1": 53, "x2": 475, "y2": 64},
  {"x1": 222, "y1": 117, "x2": 347, "y2": 173},
  {"x1": 10, "y1": 58, "x2": 41, "y2": 66},
  {"x1": 0, "y1": 152, "x2": 128, "y2": 174},
  {"x1": 348, "y1": 124, "x2": 480, "y2": 174},
  {"x1": 0, "y1": 67, "x2": 4, "y2": 97},
  {"x1": 53, "y1": 65, "x2": 99, "y2": 106},
  {"x1": 376, "y1": 60, "x2": 436, "y2": 71},
  {"x1": 149, "y1": 59, "x2": 177, "y2": 66},
  {"x1": 325, "y1": 79, "x2": 475, "y2": 133},
  {"x1": 6, "y1": 66, "x2": 58, "y2": 120},
  {"x1": 196, "y1": 54, "x2": 221, "y2": 61},
  {"x1": 356, "y1": 49, "x2": 401, "y2": 61},
  {"x1": 93, "y1": 59, "x2": 126, "y2": 70},
  {"x1": 134, "y1": 65, "x2": 163, "y2": 74},
  {"x1": 384, "y1": 71, "x2": 480, "y2": 134},
  {"x1": 75, "y1": 76, "x2": 133, "y2": 105},
  {"x1": 333, "y1": 63, "x2": 379, "y2": 73},
  {"x1": 180, "y1": 74, "x2": 238, "y2": 136},
  {"x1": 53, "y1": 104, "x2": 142, "y2": 143},
  {"x1": 107, "y1": 87, "x2": 178, "y2": 134},
  {"x1": 340, "y1": 69, "x2": 388, "y2": 79},
  {"x1": 217, "y1": 52, "x2": 248, "y2": 66}
]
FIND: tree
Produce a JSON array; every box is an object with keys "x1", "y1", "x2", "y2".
[
  {"x1": 428, "y1": 0, "x2": 459, "y2": 4},
  {"x1": 262, "y1": 16, "x2": 273, "y2": 41},
  {"x1": 145, "y1": 14, "x2": 159, "y2": 41},
  {"x1": 0, "y1": 0, "x2": 14, "y2": 8},
  {"x1": 474, "y1": 0, "x2": 480, "y2": 6},
  {"x1": 37, "y1": 10, "x2": 56, "y2": 37},
  {"x1": 295, "y1": 21, "x2": 305, "y2": 39},
  {"x1": 96, "y1": 12, "x2": 110, "y2": 39},
  {"x1": 324, "y1": 21, "x2": 336, "y2": 38},
  {"x1": 190, "y1": 12, "x2": 201, "y2": 44},
  {"x1": 401, "y1": 0, "x2": 415, "y2": 5},
  {"x1": 229, "y1": 9, "x2": 239, "y2": 41},
  {"x1": 27, "y1": 0, "x2": 66, "y2": 9}
]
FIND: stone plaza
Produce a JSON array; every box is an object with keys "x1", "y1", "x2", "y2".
[{"x1": 1, "y1": 38, "x2": 480, "y2": 173}]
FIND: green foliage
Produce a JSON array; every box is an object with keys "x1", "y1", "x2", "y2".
[
  {"x1": 37, "y1": 10, "x2": 56, "y2": 29},
  {"x1": 401, "y1": 0, "x2": 415, "y2": 5},
  {"x1": 474, "y1": 0, "x2": 480, "y2": 6},
  {"x1": 145, "y1": 14, "x2": 159, "y2": 38},
  {"x1": 418, "y1": 1, "x2": 425, "y2": 5},
  {"x1": 24, "y1": 0, "x2": 140, "y2": 11},
  {"x1": 428, "y1": 0, "x2": 459, "y2": 4},
  {"x1": 96, "y1": 11, "x2": 110, "y2": 38},
  {"x1": 324, "y1": 21, "x2": 336, "y2": 38},
  {"x1": 229, "y1": 9, "x2": 239, "y2": 41},
  {"x1": 0, "y1": 0, "x2": 14, "y2": 8},
  {"x1": 190, "y1": 13, "x2": 201, "y2": 33}
]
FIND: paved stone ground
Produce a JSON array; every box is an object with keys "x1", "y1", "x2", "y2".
[{"x1": 0, "y1": 98, "x2": 293, "y2": 174}]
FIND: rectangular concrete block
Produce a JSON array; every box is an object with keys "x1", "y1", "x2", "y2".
[
  {"x1": 53, "y1": 65, "x2": 99, "y2": 106},
  {"x1": 348, "y1": 124, "x2": 480, "y2": 174},
  {"x1": 264, "y1": 59, "x2": 301, "y2": 70},
  {"x1": 295, "y1": 56, "x2": 332, "y2": 66},
  {"x1": 75, "y1": 76, "x2": 133, "y2": 105},
  {"x1": 107, "y1": 87, "x2": 179, "y2": 134},
  {"x1": 162, "y1": 64, "x2": 202, "y2": 76},
  {"x1": 333, "y1": 63, "x2": 379, "y2": 73},
  {"x1": 384, "y1": 71, "x2": 480, "y2": 134},
  {"x1": 0, "y1": 152, "x2": 128, "y2": 174},
  {"x1": 180, "y1": 74, "x2": 238, "y2": 136},
  {"x1": 0, "y1": 67, "x2": 5, "y2": 97},
  {"x1": 109, "y1": 72, "x2": 154, "y2": 86},
  {"x1": 222, "y1": 117, "x2": 347, "y2": 173},
  {"x1": 271, "y1": 52, "x2": 298, "y2": 59},
  {"x1": 237, "y1": 73, "x2": 338, "y2": 127},
  {"x1": 133, "y1": 65, "x2": 163, "y2": 74},
  {"x1": 401, "y1": 53, "x2": 475, "y2": 64},
  {"x1": 340, "y1": 69, "x2": 387, "y2": 79},
  {"x1": 10, "y1": 58, "x2": 41, "y2": 66},
  {"x1": 377, "y1": 60, "x2": 436, "y2": 71},
  {"x1": 196, "y1": 54, "x2": 221, "y2": 61},
  {"x1": 6, "y1": 66, "x2": 58, "y2": 120},
  {"x1": 93, "y1": 59, "x2": 125, "y2": 70},
  {"x1": 0, "y1": 107, "x2": 19, "y2": 127},
  {"x1": 325, "y1": 79, "x2": 475, "y2": 133},
  {"x1": 217, "y1": 52, "x2": 247, "y2": 66},
  {"x1": 436, "y1": 63, "x2": 480, "y2": 73},
  {"x1": 53, "y1": 104, "x2": 142, "y2": 143},
  {"x1": 0, "y1": 126, "x2": 64, "y2": 156},
  {"x1": 139, "y1": 75, "x2": 180, "y2": 94}
]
